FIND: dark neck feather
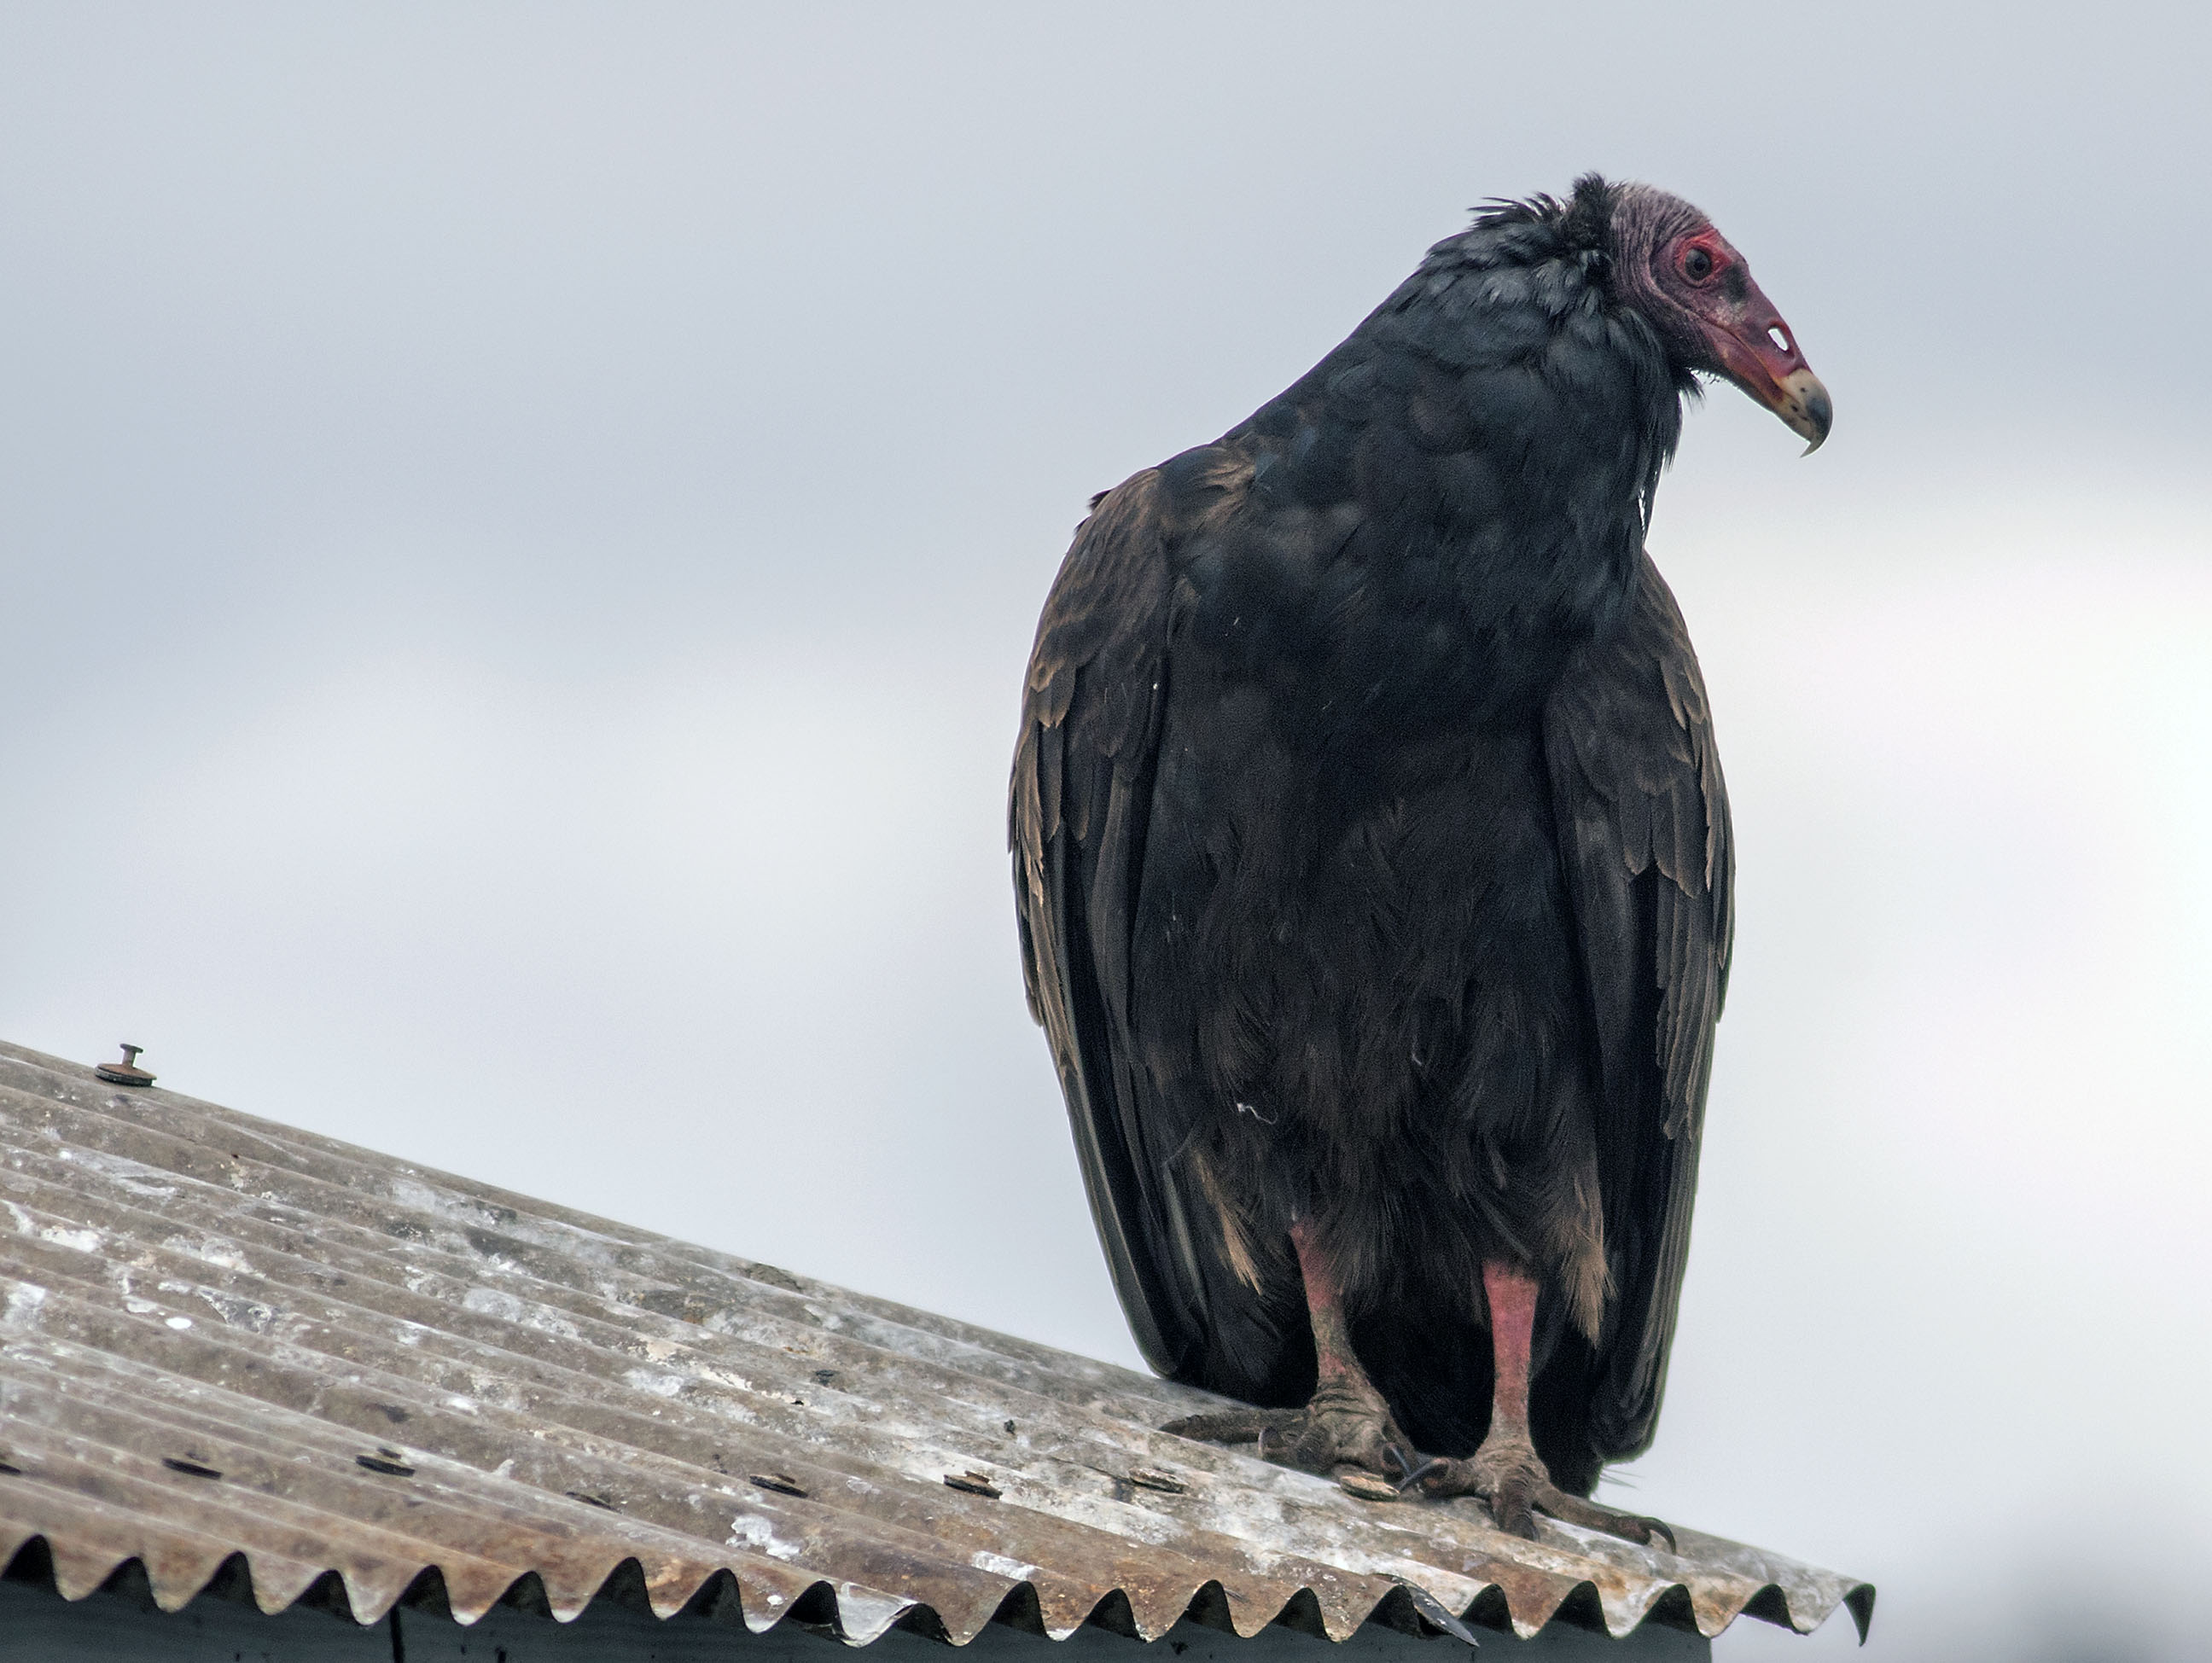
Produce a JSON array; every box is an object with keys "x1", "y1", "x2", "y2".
[
  {"x1": 1281, "y1": 187, "x2": 1686, "y2": 619},
  {"x1": 1188, "y1": 184, "x2": 1696, "y2": 734}
]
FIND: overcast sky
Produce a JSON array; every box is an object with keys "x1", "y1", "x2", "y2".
[{"x1": 3, "y1": 6, "x2": 2208, "y2": 1659}]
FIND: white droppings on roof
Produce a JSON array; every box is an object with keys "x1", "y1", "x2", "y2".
[
  {"x1": 3, "y1": 1280, "x2": 48, "y2": 1329},
  {"x1": 460, "y1": 1285, "x2": 582, "y2": 1340},
  {"x1": 192, "y1": 1287, "x2": 276, "y2": 1333},
  {"x1": 727, "y1": 1514, "x2": 805, "y2": 1561},
  {"x1": 163, "y1": 1235, "x2": 252, "y2": 1272}
]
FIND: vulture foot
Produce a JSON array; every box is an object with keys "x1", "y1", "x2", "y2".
[
  {"x1": 1163, "y1": 1378, "x2": 1416, "y2": 1499},
  {"x1": 1413, "y1": 1436, "x2": 1674, "y2": 1550}
]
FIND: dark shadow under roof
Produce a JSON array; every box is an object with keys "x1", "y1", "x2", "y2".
[{"x1": 0, "y1": 1041, "x2": 1870, "y2": 1647}]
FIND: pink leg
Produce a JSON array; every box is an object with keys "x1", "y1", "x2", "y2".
[
  {"x1": 1415, "y1": 1261, "x2": 1674, "y2": 1548},
  {"x1": 1162, "y1": 1220, "x2": 1412, "y2": 1497},
  {"x1": 1292, "y1": 1220, "x2": 1370, "y2": 1402},
  {"x1": 1481, "y1": 1259, "x2": 1540, "y2": 1450}
]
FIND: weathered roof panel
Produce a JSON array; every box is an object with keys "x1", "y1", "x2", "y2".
[{"x1": 0, "y1": 1041, "x2": 1870, "y2": 1645}]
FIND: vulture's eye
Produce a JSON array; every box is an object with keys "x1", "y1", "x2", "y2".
[{"x1": 1680, "y1": 247, "x2": 1714, "y2": 282}]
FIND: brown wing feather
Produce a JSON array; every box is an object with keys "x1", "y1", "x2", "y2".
[
  {"x1": 1542, "y1": 552, "x2": 1735, "y2": 1463},
  {"x1": 1011, "y1": 468, "x2": 1210, "y2": 1377}
]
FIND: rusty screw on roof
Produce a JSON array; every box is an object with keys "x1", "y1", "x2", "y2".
[{"x1": 95, "y1": 1044, "x2": 156, "y2": 1087}]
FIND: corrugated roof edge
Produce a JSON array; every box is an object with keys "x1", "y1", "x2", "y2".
[
  {"x1": 0, "y1": 1507, "x2": 1871, "y2": 1644},
  {"x1": 0, "y1": 1528, "x2": 1871, "y2": 1647}
]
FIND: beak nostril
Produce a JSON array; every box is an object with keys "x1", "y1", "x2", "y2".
[{"x1": 1767, "y1": 325, "x2": 1791, "y2": 354}]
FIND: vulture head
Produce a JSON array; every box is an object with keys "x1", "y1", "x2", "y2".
[{"x1": 1598, "y1": 179, "x2": 1832, "y2": 451}]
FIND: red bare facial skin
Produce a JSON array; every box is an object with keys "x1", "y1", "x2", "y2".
[
  {"x1": 1663, "y1": 226, "x2": 1832, "y2": 450},
  {"x1": 1607, "y1": 183, "x2": 1832, "y2": 452}
]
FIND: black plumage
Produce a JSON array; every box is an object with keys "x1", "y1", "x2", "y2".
[{"x1": 1010, "y1": 176, "x2": 1827, "y2": 1535}]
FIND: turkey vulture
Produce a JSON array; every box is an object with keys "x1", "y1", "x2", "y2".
[{"x1": 1010, "y1": 176, "x2": 1826, "y2": 1543}]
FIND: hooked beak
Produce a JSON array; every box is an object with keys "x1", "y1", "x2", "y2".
[{"x1": 1704, "y1": 284, "x2": 1832, "y2": 453}]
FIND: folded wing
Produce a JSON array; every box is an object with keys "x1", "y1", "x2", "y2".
[
  {"x1": 1541, "y1": 553, "x2": 1735, "y2": 1470},
  {"x1": 1011, "y1": 468, "x2": 1230, "y2": 1381}
]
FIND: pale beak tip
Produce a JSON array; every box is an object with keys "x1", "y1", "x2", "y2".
[{"x1": 1777, "y1": 369, "x2": 1831, "y2": 454}]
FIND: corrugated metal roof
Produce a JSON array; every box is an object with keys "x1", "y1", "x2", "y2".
[{"x1": 0, "y1": 1040, "x2": 1870, "y2": 1647}]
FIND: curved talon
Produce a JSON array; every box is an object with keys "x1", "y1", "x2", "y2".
[
  {"x1": 1592, "y1": 1508, "x2": 1674, "y2": 1554},
  {"x1": 1528, "y1": 1480, "x2": 1675, "y2": 1550},
  {"x1": 1395, "y1": 1456, "x2": 1449, "y2": 1493}
]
